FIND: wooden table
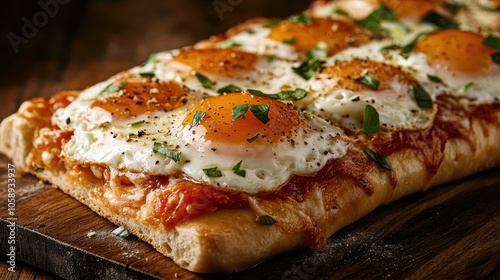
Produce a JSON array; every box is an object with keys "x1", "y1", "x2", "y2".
[{"x1": 0, "y1": 1, "x2": 499, "y2": 279}]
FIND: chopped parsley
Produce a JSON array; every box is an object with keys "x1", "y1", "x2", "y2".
[
  {"x1": 364, "y1": 148, "x2": 392, "y2": 170},
  {"x1": 355, "y1": 74, "x2": 380, "y2": 90},
  {"x1": 259, "y1": 215, "x2": 277, "y2": 225},
  {"x1": 288, "y1": 14, "x2": 313, "y2": 25},
  {"x1": 139, "y1": 72, "x2": 155, "y2": 79},
  {"x1": 195, "y1": 73, "x2": 214, "y2": 89},
  {"x1": 217, "y1": 84, "x2": 243, "y2": 94},
  {"x1": 263, "y1": 54, "x2": 276, "y2": 62},
  {"x1": 203, "y1": 167, "x2": 223, "y2": 177},
  {"x1": 249, "y1": 104, "x2": 270, "y2": 124},
  {"x1": 247, "y1": 133, "x2": 260, "y2": 143},
  {"x1": 33, "y1": 163, "x2": 45, "y2": 172},
  {"x1": 100, "y1": 81, "x2": 128, "y2": 95},
  {"x1": 190, "y1": 111, "x2": 206, "y2": 127},
  {"x1": 232, "y1": 104, "x2": 270, "y2": 124},
  {"x1": 128, "y1": 120, "x2": 145, "y2": 127},
  {"x1": 153, "y1": 142, "x2": 181, "y2": 162},
  {"x1": 247, "y1": 88, "x2": 307, "y2": 101},
  {"x1": 483, "y1": 35, "x2": 500, "y2": 65},
  {"x1": 216, "y1": 39, "x2": 243, "y2": 48},
  {"x1": 356, "y1": 5, "x2": 397, "y2": 34},
  {"x1": 283, "y1": 37, "x2": 296, "y2": 44},
  {"x1": 427, "y1": 74, "x2": 443, "y2": 83},
  {"x1": 264, "y1": 19, "x2": 282, "y2": 28},
  {"x1": 232, "y1": 160, "x2": 246, "y2": 177},
  {"x1": 400, "y1": 32, "x2": 429, "y2": 57},
  {"x1": 292, "y1": 48, "x2": 327, "y2": 80},
  {"x1": 492, "y1": 53, "x2": 500, "y2": 65},
  {"x1": 422, "y1": 11, "x2": 459, "y2": 29},
  {"x1": 463, "y1": 82, "x2": 475, "y2": 91},
  {"x1": 111, "y1": 226, "x2": 130, "y2": 239},
  {"x1": 413, "y1": 84, "x2": 433, "y2": 108},
  {"x1": 363, "y1": 105, "x2": 381, "y2": 135},
  {"x1": 232, "y1": 104, "x2": 249, "y2": 120},
  {"x1": 143, "y1": 53, "x2": 158, "y2": 65},
  {"x1": 483, "y1": 35, "x2": 500, "y2": 49}
]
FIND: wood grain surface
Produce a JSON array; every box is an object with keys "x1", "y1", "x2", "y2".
[{"x1": 0, "y1": 0, "x2": 499, "y2": 279}]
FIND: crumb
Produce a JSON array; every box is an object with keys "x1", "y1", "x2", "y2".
[
  {"x1": 174, "y1": 273, "x2": 179, "y2": 278},
  {"x1": 87, "y1": 230, "x2": 97, "y2": 238}
]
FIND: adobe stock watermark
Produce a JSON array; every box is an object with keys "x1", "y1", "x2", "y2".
[
  {"x1": 6, "y1": 164, "x2": 17, "y2": 272},
  {"x1": 213, "y1": 0, "x2": 243, "y2": 21},
  {"x1": 282, "y1": 259, "x2": 319, "y2": 280},
  {"x1": 7, "y1": 0, "x2": 71, "y2": 54}
]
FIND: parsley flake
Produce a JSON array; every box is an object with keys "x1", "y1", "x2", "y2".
[
  {"x1": 363, "y1": 105, "x2": 381, "y2": 135},
  {"x1": 492, "y1": 52, "x2": 500, "y2": 65},
  {"x1": 413, "y1": 84, "x2": 433, "y2": 108},
  {"x1": 247, "y1": 133, "x2": 260, "y2": 143},
  {"x1": 128, "y1": 120, "x2": 145, "y2": 127},
  {"x1": 203, "y1": 167, "x2": 223, "y2": 177},
  {"x1": 292, "y1": 49, "x2": 325, "y2": 80},
  {"x1": 101, "y1": 81, "x2": 128, "y2": 95},
  {"x1": 264, "y1": 19, "x2": 282, "y2": 28},
  {"x1": 422, "y1": 12, "x2": 459, "y2": 29},
  {"x1": 400, "y1": 32, "x2": 429, "y2": 57},
  {"x1": 483, "y1": 35, "x2": 500, "y2": 49},
  {"x1": 259, "y1": 215, "x2": 277, "y2": 225},
  {"x1": 232, "y1": 104, "x2": 270, "y2": 124},
  {"x1": 111, "y1": 226, "x2": 130, "y2": 239},
  {"x1": 283, "y1": 37, "x2": 296, "y2": 44},
  {"x1": 248, "y1": 88, "x2": 307, "y2": 101},
  {"x1": 153, "y1": 142, "x2": 181, "y2": 162},
  {"x1": 195, "y1": 73, "x2": 214, "y2": 89},
  {"x1": 216, "y1": 40, "x2": 243, "y2": 48},
  {"x1": 250, "y1": 104, "x2": 270, "y2": 124},
  {"x1": 355, "y1": 74, "x2": 380, "y2": 90},
  {"x1": 263, "y1": 54, "x2": 276, "y2": 62},
  {"x1": 232, "y1": 104, "x2": 249, "y2": 120},
  {"x1": 143, "y1": 53, "x2": 158, "y2": 65},
  {"x1": 33, "y1": 163, "x2": 44, "y2": 172},
  {"x1": 356, "y1": 5, "x2": 397, "y2": 33},
  {"x1": 288, "y1": 14, "x2": 313, "y2": 25},
  {"x1": 217, "y1": 84, "x2": 243, "y2": 94},
  {"x1": 190, "y1": 111, "x2": 206, "y2": 127},
  {"x1": 139, "y1": 72, "x2": 155, "y2": 79},
  {"x1": 364, "y1": 148, "x2": 392, "y2": 170},
  {"x1": 427, "y1": 74, "x2": 443, "y2": 83},
  {"x1": 232, "y1": 160, "x2": 246, "y2": 177}
]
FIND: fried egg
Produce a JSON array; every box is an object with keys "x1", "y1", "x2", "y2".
[
  {"x1": 54, "y1": 73, "x2": 348, "y2": 193},
  {"x1": 177, "y1": 93, "x2": 347, "y2": 192},
  {"x1": 414, "y1": 29, "x2": 500, "y2": 102},
  {"x1": 148, "y1": 48, "x2": 308, "y2": 96},
  {"x1": 306, "y1": 60, "x2": 437, "y2": 131}
]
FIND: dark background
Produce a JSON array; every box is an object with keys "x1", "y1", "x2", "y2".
[{"x1": 0, "y1": 0, "x2": 312, "y2": 121}]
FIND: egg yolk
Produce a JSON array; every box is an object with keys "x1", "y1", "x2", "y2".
[
  {"x1": 183, "y1": 93, "x2": 304, "y2": 145},
  {"x1": 268, "y1": 18, "x2": 371, "y2": 55},
  {"x1": 320, "y1": 60, "x2": 416, "y2": 92},
  {"x1": 91, "y1": 81, "x2": 190, "y2": 119},
  {"x1": 173, "y1": 48, "x2": 258, "y2": 78},
  {"x1": 415, "y1": 30, "x2": 498, "y2": 75},
  {"x1": 380, "y1": 0, "x2": 436, "y2": 21}
]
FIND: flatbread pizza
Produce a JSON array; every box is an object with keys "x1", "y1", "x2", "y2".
[{"x1": 1, "y1": 0, "x2": 499, "y2": 274}]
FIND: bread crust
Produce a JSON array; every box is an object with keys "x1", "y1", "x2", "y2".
[{"x1": 1, "y1": 103, "x2": 499, "y2": 273}]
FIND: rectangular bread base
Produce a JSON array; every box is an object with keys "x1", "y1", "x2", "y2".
[{"x1": 1, "y1": 153, "x2": 499, "y2": 279}]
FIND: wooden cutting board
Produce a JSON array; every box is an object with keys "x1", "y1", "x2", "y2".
[{"x1": 0, "y1": 154, "x2": 499, "y2": 279}]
